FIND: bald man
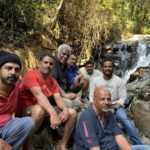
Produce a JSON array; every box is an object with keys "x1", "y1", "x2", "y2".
[{"x1": 74, "y1": 87, "x2": 150, "y2": 150}]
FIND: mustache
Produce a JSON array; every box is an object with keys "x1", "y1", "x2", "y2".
[
  {"x1": 7, "y1": 75, "x2": 18, "y2": 80},
  {"x1": 43, "y1": 67, "x2": 50, "y2": 70}
]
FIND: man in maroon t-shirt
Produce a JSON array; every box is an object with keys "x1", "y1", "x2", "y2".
[
  {"x1": 0, "y1": 50, "x2": 34, "y2": 150},
  {"x1": 18, "y1": 54, "x2": 77, "y2": 150}
]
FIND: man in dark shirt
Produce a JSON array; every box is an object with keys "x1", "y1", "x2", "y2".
[
  {"x1": 51, "y1": 44, "x2": 82, "y2": 112},
  {"x1": 74, "y1": 87, "x2": 150, "y2": 150}
]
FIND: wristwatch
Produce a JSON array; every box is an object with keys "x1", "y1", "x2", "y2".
[{"x1": 114, "y1": 107, "x2": 118, "y2": 114}]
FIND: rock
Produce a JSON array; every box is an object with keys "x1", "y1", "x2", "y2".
[
  {"x1": 127, "y1": 78, "x2": 150, "y2": 139},
  {"x1": 130, "y1": 100, "x2": 150, "y2": 138}
]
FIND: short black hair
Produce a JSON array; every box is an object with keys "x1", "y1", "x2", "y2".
[
  {"x1": 101, "y1": 57, "x2": 114, "y2": 67},
  {"x1": 85, "y1": 60, "x2": 94, "y2": 66},
  {"x1": 39, "y1": 54, "x2": 54, "y2": 61}
]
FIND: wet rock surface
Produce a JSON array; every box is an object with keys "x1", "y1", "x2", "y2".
[{"x1": 127, "y1": 78, "x2": 150, "y2": 144}]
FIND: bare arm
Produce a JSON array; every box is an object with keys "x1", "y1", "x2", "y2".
[
  {"x1": 58, "y1": 85, "x2": 76, "y2": 99},
  {"x1": 0, "y1": 139, "x2": 12, "y2": 150},
  {"x1": 30, "y1": 87, "x2": 61, "y2": 129},
  {"x1": 89, "y1": 147, "x2": 100, "y2": 150},
  {"x1": 54, "y1": 93, "x2": 67, "y2": 110},
  {"x1": 30, "y1": 87, "x2": 57, "y2": 116},
  {"x1": 53, "y1": 93, "x2": 69, "y2": 122},
  {"x1": 115, "y1": 135, "x2": 131, "y2": 150}
]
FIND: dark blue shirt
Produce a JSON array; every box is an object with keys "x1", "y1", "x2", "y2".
[
  {"x1": 51, "y1": 58, "x2": 68, "y2": 91},
  {"x1": 67, "y1": 65, "x2": 79, "y2": 90},
  {"x1": 74, "y1": 106, "x2": 121, "y2": 150}
]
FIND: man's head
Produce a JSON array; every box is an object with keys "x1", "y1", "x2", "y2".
[
  {"x1": 38, "y1": 54, "x2": 54, "y2": 76},
  {"x1": 67, "y1": 54, "x2": 77, "y2": 67},
  {"x1": 101, "y1": 57, "x2": 114, "y2": 79},
  {"x1": 85, "y1": 60, "x2": 94, "y2": 75},
  {"x1": 93, "y1": 87, "x2": 111, "y2": 113},
  {"x1": 0, "y1": 50, "x2": 22, "y2": 85},
  {"x1": 57, "y1": 44, "x2": 72, "y2": 64}
]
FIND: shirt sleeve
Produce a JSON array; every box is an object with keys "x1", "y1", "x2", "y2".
[
  {"x1": 78, "y1": 116, "x2": 100, "y2": 148},
  {"x1": 23, "y1": 71, "x2": 40, "y2": 88},
  {"x1": 116, "y1": 80, "x2": 127, "y2": 106}
]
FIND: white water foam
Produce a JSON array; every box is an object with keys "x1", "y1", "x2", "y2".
[{"x1": 123, "y1": 41, "x2": 150, "y2": 82}]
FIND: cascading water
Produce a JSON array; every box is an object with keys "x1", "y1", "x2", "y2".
[{"x1": 122, "y1": 41, "x2": 150, "y2": 83}]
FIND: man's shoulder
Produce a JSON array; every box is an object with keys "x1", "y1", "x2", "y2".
[
  {"x1": 113, "y1": 75, "x2": 124, "y2": 83},
  {"x1": 73, "y1": 64, "x2": 79, "y2": 70},
  {"x1": 92, "y1": 74, "x2": 103, "y2": 81},
  {"x1": 24, "y1": 69, "x2": 38, "y2": 76},
  {"x1": 79, "y1": 106, "x2": 96, "y2": 121},
  {"x1": 94, "y1": 69, "x2": 102, "y2": 75}
]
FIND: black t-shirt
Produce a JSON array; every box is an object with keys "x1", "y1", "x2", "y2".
[{"x1": 51, "y1": 58, "x2": 68, "y2": 91}]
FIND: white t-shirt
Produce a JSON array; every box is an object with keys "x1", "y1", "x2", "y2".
[
  {"x1": 80, "y1": 68, "x2": 102, "y2": 95},
  {"x1": 89, "y1": 74, "x2": 127, "y2": 105},
  {"x1": 80, "y1": 68, "x2": 102, "y2": 84}
]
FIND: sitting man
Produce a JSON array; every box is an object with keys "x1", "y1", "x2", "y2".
[
  {"x1": 67, "y1": 54, "x2": 89, "y2": 98},
  {"x1": 89, "y1": 57, "x2": 142, "y2": 145},
  {"x1": 74, "y1": 87, "x2": 150, "y2": 150},
  {"x1": 51, "y1": 44, "x2": 83, "y2": 112},
  {"x1": 80, "y1": 60, "x2": 102, "y2": 98},
  {"x1": 17, "y1": 54, "x2": 77, "y2": 150},
  {"x1": 0, "y1": 50, "x2": 34, "y2": 150}
]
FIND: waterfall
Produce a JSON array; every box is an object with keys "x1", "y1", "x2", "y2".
[{"x1": 123, "y1": 41, "x2": 150, "y2": 83}]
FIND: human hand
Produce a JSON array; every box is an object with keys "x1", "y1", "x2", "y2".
[
  {"x1": 50, "y1": 111, "x2": 61, "y2": 129},
  {"x1": 110, "y1": 109, "x2": 115, "y2": 114},
  {"x1": 0, "y1": 139, "x2": 12, "y2": 150},
  {"x1": 64, "y1": 93, "x2": 76, "y2": 100},
  {"x1": 59, "y1": 108, "x2": 69, "y2": 123}
]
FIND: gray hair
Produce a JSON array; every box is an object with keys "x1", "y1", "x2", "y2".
[{"x1": 57, "y1": 44, "x2": 72, "y2": 54}]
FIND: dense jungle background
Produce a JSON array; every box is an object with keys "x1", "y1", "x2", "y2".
[{"x1": 0, "y1": 0, "x2": 149, "y2": 70}]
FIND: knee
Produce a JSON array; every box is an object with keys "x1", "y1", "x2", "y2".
[
  {"x1": 31, "y1": 105, "x2": 45, "y2": 123},
  {"x1": 69, "y1": 108, "x2": 78, "y2": 120},
  {"x1": 22, "y1": 117, "x2": 35, "y2": 133},
  {"x1": 116, "y1": 110, "x2": 129, "y2": 121}
]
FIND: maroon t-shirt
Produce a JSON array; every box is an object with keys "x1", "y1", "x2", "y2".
[{"x1": 0, "y1": 83, "x2": 18, "y2": 127}]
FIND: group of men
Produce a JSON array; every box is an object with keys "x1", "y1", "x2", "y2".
[{"x1": 0, "y1": 44, "x2": 150, "y2": 150}]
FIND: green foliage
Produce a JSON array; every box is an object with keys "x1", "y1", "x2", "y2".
[
  {"x1": 0, "y1": 0, "x2": 149, "y2": 50},
  {"x1": 0, "y1": 0, "x2": 43, "y2": 46}
]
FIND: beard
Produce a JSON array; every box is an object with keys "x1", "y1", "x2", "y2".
[
  {"x1": 1, "y1": 75, "x2": 18, "y2": 85},
  {"x1": 99, "y1": 104, "x2": 111, "y2": 112},
  {"x1": 40, "y1": 68, "x2": 51, "y2": 75},
  {"x1": 103, "y1": 70, "x2": 113, "y2": 78}
]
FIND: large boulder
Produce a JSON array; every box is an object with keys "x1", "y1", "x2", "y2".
[
  {"x1": 130, "y1": 100, "x2": 150, "y2": 138},
  {"x1": 127, "y1": 79, "x2": 150, "y2": 138}
]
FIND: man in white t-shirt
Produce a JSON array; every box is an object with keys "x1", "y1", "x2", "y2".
[
  {"x1": 80, "y1": 60, "x2": 102, "y2": 98},
  {"x1": 89, "y1": 57, "x2": 142, "y2": 145}
]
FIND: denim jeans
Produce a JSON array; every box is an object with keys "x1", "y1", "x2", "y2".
[
  {"x1": 0, "y1": 117, "x2": 35, "y2": 150},
  {"x1": 132, "y1": 145, "x2": 150, "y2": 150},
  {"x1": 115, "y1": 107, "x2": 142, "y2": 145}
]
